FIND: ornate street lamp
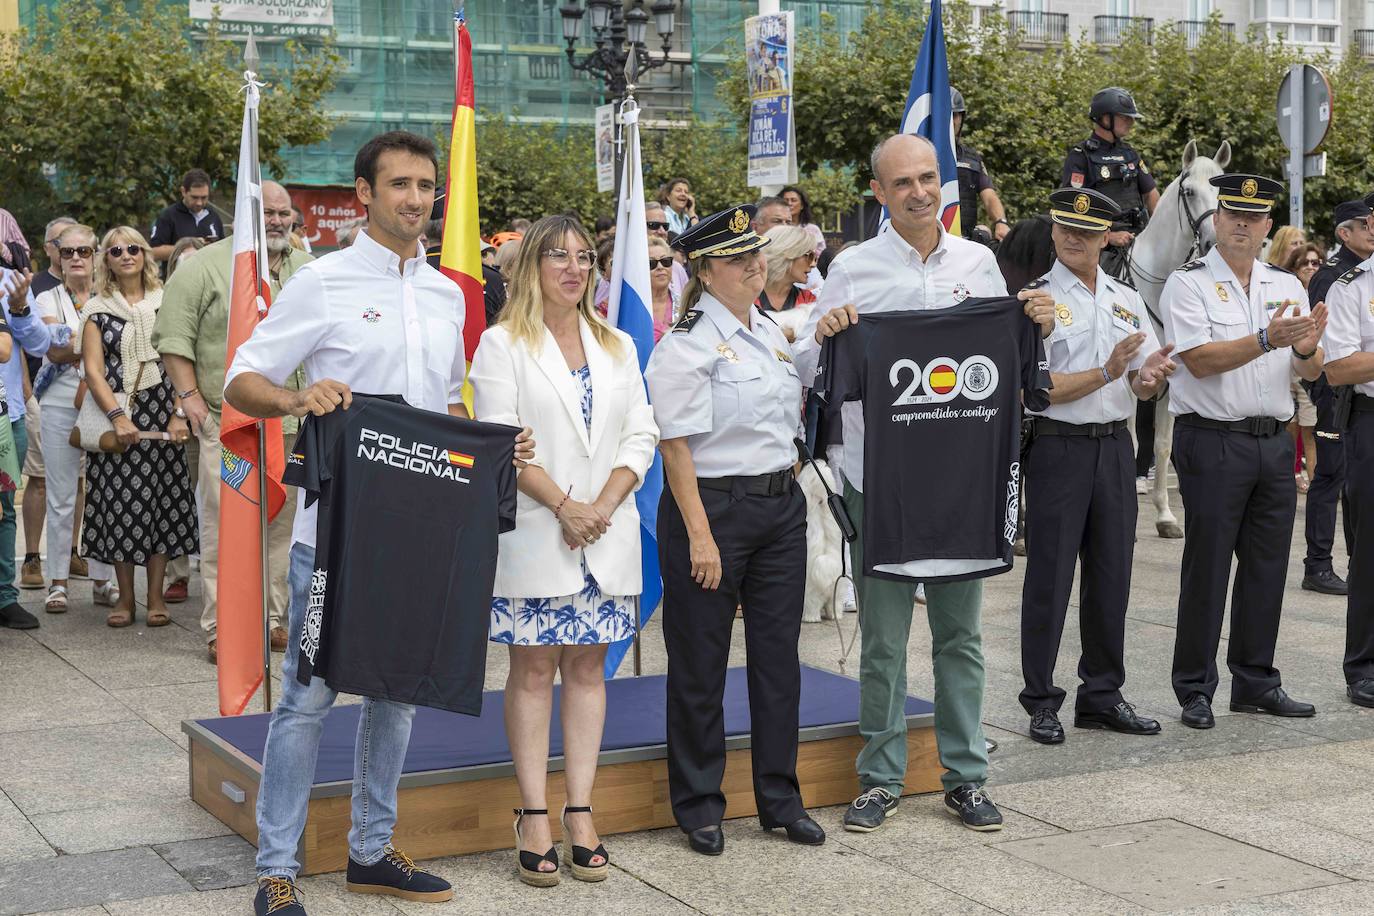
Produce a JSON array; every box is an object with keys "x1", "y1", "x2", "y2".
[{"x1": 559, "y1": 0, "x2": 678, "y2": 101}]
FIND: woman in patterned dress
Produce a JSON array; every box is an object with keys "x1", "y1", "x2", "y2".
[
  {"x1": 471, "y1": 215, "x2": 659, "y2": 887},
  {"x1": 77, "y1": 226, "x2": 198, "y2": 628}
]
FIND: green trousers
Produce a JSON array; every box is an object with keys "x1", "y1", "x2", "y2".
[{"x1": 845, "y1": 482, "x2": 989, "y2": 793}]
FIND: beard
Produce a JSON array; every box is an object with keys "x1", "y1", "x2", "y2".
[{"x1": 265, "y1": 232, "x2": 292, "y2": 255}]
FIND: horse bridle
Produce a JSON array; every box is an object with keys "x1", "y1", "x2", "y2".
[{"x1": 1127, "y1": 168, "x2": 1217, "y2": 293}]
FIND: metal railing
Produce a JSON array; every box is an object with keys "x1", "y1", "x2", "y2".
[
  {"x1": 1006, "y1": 11, "x2": 1069, "y2": 45},
  {"x1": 1094, "y1": 15, "x2": 1154, "y2": 46},
  {"x1": 1175, "y1": 19, "x2": 1235, "y2": 48},
  {"x1": 1355, "y1": 29, "x2": 1374, "y2": 58}
]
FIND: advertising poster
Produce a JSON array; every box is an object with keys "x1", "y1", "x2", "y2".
[
  {"x1": 595, "y1": 103, "x2": 616, "y2": 194},
  {"x1": 745, "y1": 11, "x2": 796, "y2": 188}
]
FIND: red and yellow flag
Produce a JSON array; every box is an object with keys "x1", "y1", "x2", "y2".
[
  {"x1": 217, "y1": 71, "x2": 288, "y2": 716},
  {"x1": 438, "y1": 9, "x2": 485, "y2": 390}
]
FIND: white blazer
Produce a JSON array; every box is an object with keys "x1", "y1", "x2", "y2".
[{"x1": 471, "y1": 319, "x2": 659, "y2": 598}]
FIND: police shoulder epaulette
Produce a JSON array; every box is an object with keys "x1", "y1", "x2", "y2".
[
  {"x1": 1021, "y1": 277, "x2": 1049, "y2": 291},
  {"x1": 1325, "y1": 255, "x2": 1341, "y2": 267},
  {"x1": 1178, "y1": 260, "x2": 1205, "y2": 272},
  {"x1": 671, "y1": 309, "x2": 703, "y2": 333},
  {"x1": 1337, "y1": 267, "x2": 1366, "y2": 286},
  {"x1": 1267, "y1": 262, "x2": 1295, "y2": 275}
]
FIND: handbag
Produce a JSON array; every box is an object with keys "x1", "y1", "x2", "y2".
[{"x1": 69, "y1": 362, "x2": 155, "y2": 454}]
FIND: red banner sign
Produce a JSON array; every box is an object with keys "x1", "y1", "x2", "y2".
[{"x1": 289, "y1": 186, "x2": 365, "y2": 250}]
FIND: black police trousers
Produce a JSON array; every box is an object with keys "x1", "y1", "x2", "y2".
[
  {"x1": 1019, "y1": 429, "x2": 1135, "y2": 715},
  {"x1": 1304, "y1": 400, "x2": 1352, "y2": 577},
  {"x1": 1171, "y1": 424, "x2": 1295, "y2": 704},
  {"x1": 1342, "y1": 411, "x2": 1374, "y2": 684},
  {"x1": 658, "y1": 479, "x2": 808, "y2": 832}
]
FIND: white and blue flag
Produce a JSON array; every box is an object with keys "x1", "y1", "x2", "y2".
[{"x1": 897, "y1": 0, "x2": 962, "y2": 235}]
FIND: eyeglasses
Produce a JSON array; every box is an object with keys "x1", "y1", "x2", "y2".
[
  {"x1": 649, "y1": 257, "x2": 674, "y2": 270},
  {"x1": 1301, "y1": 258, "x2": 1322, "y2": 267},
  {"x1": 800, "y1": 251, "x2": 818, "y2": 263},
  {"x1": 59, "y1": 246, "x2": 94, "y2": 260},
  {"x1": 543, "y1": 247, "x2": 595, "y2": 270},
  {"x1": 106, "y1": 245, "x2": 143, "y2": 258},
  {"x1": 646, "y1": 221, "x2": 669, "y2": 231}
]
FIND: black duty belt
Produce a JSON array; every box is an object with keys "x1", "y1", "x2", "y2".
[
  {"x1": 1176, "y1": 413, "x2": 1283, "y2": 437},
  {"x1": 698, "y1": 470, "x2": 793, "y2": 497},
  {"x1": 1030, "y1": 417, "x2": 1128, "y2": 439},
  {"x1": 1352, "y1": 394, "x2": 1374, "y2": 414}
]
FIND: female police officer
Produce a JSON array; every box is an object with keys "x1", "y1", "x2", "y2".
[{"x1": 646, "y1": 205, "x2": 824, "y2": 856}]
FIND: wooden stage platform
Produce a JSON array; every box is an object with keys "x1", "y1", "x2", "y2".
[{"x1": 184, "y1": 666, "x2": 940, "y2": 875}]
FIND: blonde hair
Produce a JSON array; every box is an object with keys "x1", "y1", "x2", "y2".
[
  {"x1": 498, "y1": 215, "x2": 623, "y2": 359},
  {"x1": 680, "y1": 258, "x2": 711, "y2": 312},
  {"x1": 94, "y1": 225, "x2": 160, "y2": 297},
  {"x1": 166, "y1": 236, "x2": 206, "y2": 279},
  {"x1": 762, "y1": 225, "x2": 814, "y2": 287},
  {"x1": 647, "y1": 236, "x2": 672, "y2": 259},
  {"x1": 1267, "y1": 225, "x2": 1305, "y2": 266}
]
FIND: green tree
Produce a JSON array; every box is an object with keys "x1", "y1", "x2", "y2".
[{"x1": 0, "y1": 0, "x2": 340, "y2": 237}]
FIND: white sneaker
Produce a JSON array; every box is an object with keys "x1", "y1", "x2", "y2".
[
  {"x1": 92, "y1": 581, "x2": 120, "y2": 607},
  {"x1": 1135, "y1": 476, "x2": 1148, "y2": 495}
]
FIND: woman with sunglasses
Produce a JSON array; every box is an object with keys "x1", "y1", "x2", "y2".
[
  {"x1": 76, "y1": 227, "x2": 197, "y2": 628},
  {"x1": 32, "y1": 225, "x2": 118, "y2": 614},
  {"x1": 646, "y1": 205, "x2": 824, "y2": 857},
  {"x1": 470, "y1": 215, "x2": 658, "y2": 887},
  {"x1": 647, "y1": 236, "x2": 678, "y2": 341},
  {"x1": 756, "y1": 225, "x2": 820, "y2": 345}
]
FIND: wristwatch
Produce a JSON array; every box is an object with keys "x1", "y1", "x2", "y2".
[
  {"x1": 174, "y1": 407, "x2": 187, "y2": 419},
  {"x1": 994, "y1": 218, "x2": 1011, "y2": 228}
]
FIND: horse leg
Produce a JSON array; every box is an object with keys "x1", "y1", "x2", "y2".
[{"x1": 1152, "y1": 396, "x2": 1183, "y2": 538}]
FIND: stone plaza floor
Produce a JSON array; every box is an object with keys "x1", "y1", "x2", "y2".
[{"x1": 2, "y1": 480, "x2": 1373, "y2": 915}]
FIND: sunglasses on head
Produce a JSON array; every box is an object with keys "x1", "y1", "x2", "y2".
[
  {"x1": 59, "y1": 246, "x2": 94, "y2": 260},
  {"x1": 646, "y1": 221, "x2": 669, "y2": 231},
  {"x1": 106, "y1": 245, "x2": 143, "y2": 258},
  {"x1": 649, "y1": 257, "x2": 674, "y2": 269}
]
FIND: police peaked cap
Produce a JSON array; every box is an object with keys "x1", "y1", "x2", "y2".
[
  {"x1": 1210, "y1": 173, "x2": 1282, "y2": 213},
  {"x1": 672, "y1": 205, "x2": 771, "y2": 260},
  {"x1": 1048, "y1": 188, "x2": 1121, "y2": 232}
]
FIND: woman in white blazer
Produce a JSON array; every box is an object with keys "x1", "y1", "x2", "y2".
[{"x1": 470, "y1": 215, "x2": 659, "y2": 887}]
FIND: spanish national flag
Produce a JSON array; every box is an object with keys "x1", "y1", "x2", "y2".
[
  {"x1": 438, "y1": 8, "x2": 485, "y2": 406},
  {"x1": 446, "y1": 449, "x2": 475, "y2": 468}
]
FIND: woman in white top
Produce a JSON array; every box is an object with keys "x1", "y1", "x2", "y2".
[
  {"x1": 32, "y1": 223, "x2": 116, "y2": 612},
  {"x1": 470, "y1": 215, "x2": 659, "y2": 887}
]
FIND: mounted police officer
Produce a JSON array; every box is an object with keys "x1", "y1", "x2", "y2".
[
  {"x1": 952, "y1": 88, "x2": 1010, "y2": 246},
  {"x1": 1060, "y1": 87, "x2": 1161, "y2": 282}
]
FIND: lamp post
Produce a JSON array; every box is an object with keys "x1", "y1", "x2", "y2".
[{"x1": 560, "y1": 0, "x2": 679, "y2": 196}]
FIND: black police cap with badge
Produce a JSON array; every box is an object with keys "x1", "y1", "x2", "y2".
[
  {"x1": 1333, "y1": 198, "x2": 1373, "y2": 229},
  {"x1": 1210, "y1": 173, "x2": 1282, "y2": 213},
  {"x1": 672, "y1": 204, "x2": 772, "y2": 261},
  {"x1": 1048, "y1": 187, "x2": 1122, "y2": 233}
]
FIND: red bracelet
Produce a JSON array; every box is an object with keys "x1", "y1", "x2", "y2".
[{"x1": 553, "y1": 489, "x2": 572, "y2": 520}]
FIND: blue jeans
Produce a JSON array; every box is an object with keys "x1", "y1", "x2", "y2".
[
  {"x1": 0, "y1": 418, "x2": 28, "y2": 607},
  {"x1": 254, "y1": 542, "x2": 417, "y2": 879}
]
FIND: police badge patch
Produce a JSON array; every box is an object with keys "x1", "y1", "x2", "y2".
[{"x1": 302, "y1": 569, "x2": 327, "y2": 665}]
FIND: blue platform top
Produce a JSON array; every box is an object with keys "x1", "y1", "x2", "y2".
[{"x1": 197, "y1": 665, "x2": 933, "y2": 786}]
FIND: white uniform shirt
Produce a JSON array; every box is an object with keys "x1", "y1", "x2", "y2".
[
  {"x1": 225, "y1": 229, "x2": 467, "y2": 549},
  {"x1": 1029, "y1": 260, "x2": 1158, "y2": 424},
  {"x1": 1321, "y1": 255, "x2": 1374, "y2": 398},
  {"x1": 1161, "y1": 245, "x2": 1306, "y2": 421},
  {"x1": 646, "y1": 292, "x2": 802, "y2": 477},
  {"x1": 793, "y1": 223, "x2": 1007, "y2": 491}
]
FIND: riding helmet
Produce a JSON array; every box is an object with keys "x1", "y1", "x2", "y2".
[{"x1": 1089, "y1": 87, "x2": 1143, "y2": 122}]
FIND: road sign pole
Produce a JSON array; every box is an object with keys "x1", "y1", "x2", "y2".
[{"x1": 1288, "y1": 65, "x2": 1304, "y2": 229}]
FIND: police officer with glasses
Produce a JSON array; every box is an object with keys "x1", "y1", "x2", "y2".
[
  {"x1": 1161, "y1": 173, "x2": 1327, "y2": 729},
  {"x1": 1020, "y1": 188, "x2": 1177, "y2": 745}
]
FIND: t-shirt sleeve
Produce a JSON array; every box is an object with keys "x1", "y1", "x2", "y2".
[
  {"x1": 1161, "y1": 272, "x2": 1211, "y2": 355},
  {"x1": 645, "y1": 334, "x2": 713, "y2": 440},
  {"x1": 283, "y1": 408, "x2": 344, "y2": 507},
  {"x1": 1061, "y1": 148, "x2": 1088, "y2": 188},
  {"x1": 813, "y1": 326, "x2": 865, "y2": 407},
  {"x1": 149, "y1": 209, "x2": 174, "y2": 245},
  {"x1": 1020, "y1": 310, "x2": 1053, "y2": 412},
  {"x1": 492, "y1": 426, "x2": 519, "y2": 534},
  {"x1": 1322, "y1": 275, "x2": 1365, "y2": 364}
]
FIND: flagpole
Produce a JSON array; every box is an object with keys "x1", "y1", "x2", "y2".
[{"x1": 258, "y1": 421, "x2": 272, "y2": 711}]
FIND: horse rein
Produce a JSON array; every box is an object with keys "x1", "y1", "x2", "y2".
[{"x1": 1127, "y1": 168, "x2": 1217, "y2": 292}]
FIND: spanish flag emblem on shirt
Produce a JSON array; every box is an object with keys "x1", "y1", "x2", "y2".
[{"x1": 446, "y1": 450, "x2": 475, "y2": 468}]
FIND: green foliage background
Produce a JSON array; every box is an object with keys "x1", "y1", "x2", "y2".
[{"x1": 0, "y1": 0, "x2": 340, "y2": 239}]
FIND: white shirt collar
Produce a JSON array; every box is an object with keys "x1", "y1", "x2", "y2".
[
  {"x1": 352, "y1": 228, "x2": 425, "y2": 278},
  {"x1": 882, "y1": 220, "x2": 948, "y2": 266}
]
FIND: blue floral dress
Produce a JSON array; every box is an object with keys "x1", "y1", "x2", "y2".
[{"x1": 489, "y1": 365, "x2": 637, "y2": 646}]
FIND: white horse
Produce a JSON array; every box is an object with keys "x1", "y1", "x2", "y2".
[{"x1": 1127, "y1": 139, "x2": 1229, "y2": 537}]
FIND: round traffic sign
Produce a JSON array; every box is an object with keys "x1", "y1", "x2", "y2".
[{"x1": 1277, "y1": 64, "x2": 1332, "y2": 155}]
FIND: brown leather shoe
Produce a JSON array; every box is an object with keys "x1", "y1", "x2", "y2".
[
  {"x1": 163, "y1": 578, "x2": 189, "y2": 603},
  {"x1": 19, "y1": 556, "x2": 43, "y2": 589},
  {"x1": 67, "y1": 554, "x2": 89, "y2": 579},
  {"x1": 207, "y1": 638, "x2": 217, "y2": 664},
  {"x1": 270, "y1": 626, "x2": 288, "y2": 652}
]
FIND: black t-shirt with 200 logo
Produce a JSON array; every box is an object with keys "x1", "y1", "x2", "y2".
[
  {"x1": 815, "y1": 298, "x2": 1051, "y2": 583},
  {"x1": 284, "y1": 394, "x2": 519, "y2": 715}
]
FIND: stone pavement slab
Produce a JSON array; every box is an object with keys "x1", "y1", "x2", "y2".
[
  {"x1": 0, "y1": 790, "x2": 52, "y2": 867},
  {"x1": 30, "y1": 797, "x2": 230, "y2": 855},
  {"x1": 823, "y1": 792, "x2": 1064, "y2": 858},
  {"x1": 110, "y1": 680, "x2": 223, "y2": 750},
  {"x1": 151, "y1": 834, "x2": 258, "y2": 892},
  {"x1": 1171, "y1": 878, "x2": 1374, "y2": 914},
  {"x1": 0, "y1": 847, "x2": 191, "y2": 916},
  {"x1": 997, "y1": 819, "x2": 1346, "y2": 912}
]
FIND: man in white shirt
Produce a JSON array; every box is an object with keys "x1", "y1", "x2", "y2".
[
  {"x1": 794, "y1": 133, "x2": 1054, "y2": 834},
  {"x1": 224, "y1": 131, "x2": 531, "y2": 916},
  {"x1": 1315, "y1": 255, "x2": 1374, "y2": 709},
  {"x1": 1019, "y1": 188, "x2": 1175, "y2": 746},
  {"x1": 1161, "y1": 173, "x2": 1325, "y2": 730}
]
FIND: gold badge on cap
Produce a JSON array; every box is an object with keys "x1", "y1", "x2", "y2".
[
  {"x1": 1073, "y1": 194, "x2": 1090, "y2": 214},
  {"x1": 1241, "y1": 178, "x2": 1258, "y2": 199},
  {"x1": 1215, "y1": 284, "x2": 1230, "y2": 303},
  {"x1": 728, "y1": 209, "x2": 749, "y2": 234},
  {"x1": 716, "y1": 342, "x2": 740, "y2": 363},
  {"x1": 1055, "y1": 303, "x2": 1073, "y2": 326}
]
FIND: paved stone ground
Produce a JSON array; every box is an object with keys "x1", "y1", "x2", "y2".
[{"x1": 3, "y1": 479, "x2": 1373, "y2": 915}]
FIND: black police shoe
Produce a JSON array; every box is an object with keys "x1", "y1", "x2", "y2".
[
  {"x1": 688, "y1": 825, "x2": 725, "y2": 855},
  {"x1": 778, "y1": 815, "x2": 826, "y2": 846},
  {"x1": 944, "y1": 784, "x2": 1003, "y2": 832},
  {"x1": 345, "y1": 845, "x2": 453, "y2": 902},
  {"x1": 1029, "y1": 708, "x2": 1065, "y2": 745},
  {"x1": 0, "y1": 602, "x2": 38, "y2": 629},
  {"x1": 1349, "y1": 679, "x2": 1374, "y2": 709},
  {"x1": 254, "y1": 876, "x2": 306, "y2": 915},
  {"x1": 1075, "y1": 701, "x2": 1162, "y2": 735},
  {"x1": 1180, "y1": 693, "x2": 1214, "y2": 729},
  {"x1": 842, "y1": 786, "x2": 899, "y2": 832},
  {"x1": 1301, "y1": 570, "x2": 1348, "y2": 595},
  {"x1": 1230, "y1": 686, "x2": 1315, "y2": 718}
]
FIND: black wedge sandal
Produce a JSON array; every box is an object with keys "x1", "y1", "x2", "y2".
[
  {"x1": 513, "y1": 808, "x2": 560, "y2": 887},
  {"x1": 561, "y1": 804, "x2": 609, "y2": 882}
]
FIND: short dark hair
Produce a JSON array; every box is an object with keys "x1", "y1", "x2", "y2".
[
  {"x1": 181, "y1": 168, "x2": 211, "y2": 191},
  {"x1": 354, "y1": 130, "x2": 439, "y2": 189},
  {"x1": 594, "y1": 215, "x2": 615, "y2": 234},
  {"x1": 754, "y1": 195, "x2": 789, "y2": 215},
  {"x1": 779, "y1": 185, "x2": 814, "y2": 225}
]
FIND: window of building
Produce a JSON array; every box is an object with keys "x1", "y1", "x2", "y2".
[{"x1": 1255, "y1": 0, "x2": 1341, "y2": 43}]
